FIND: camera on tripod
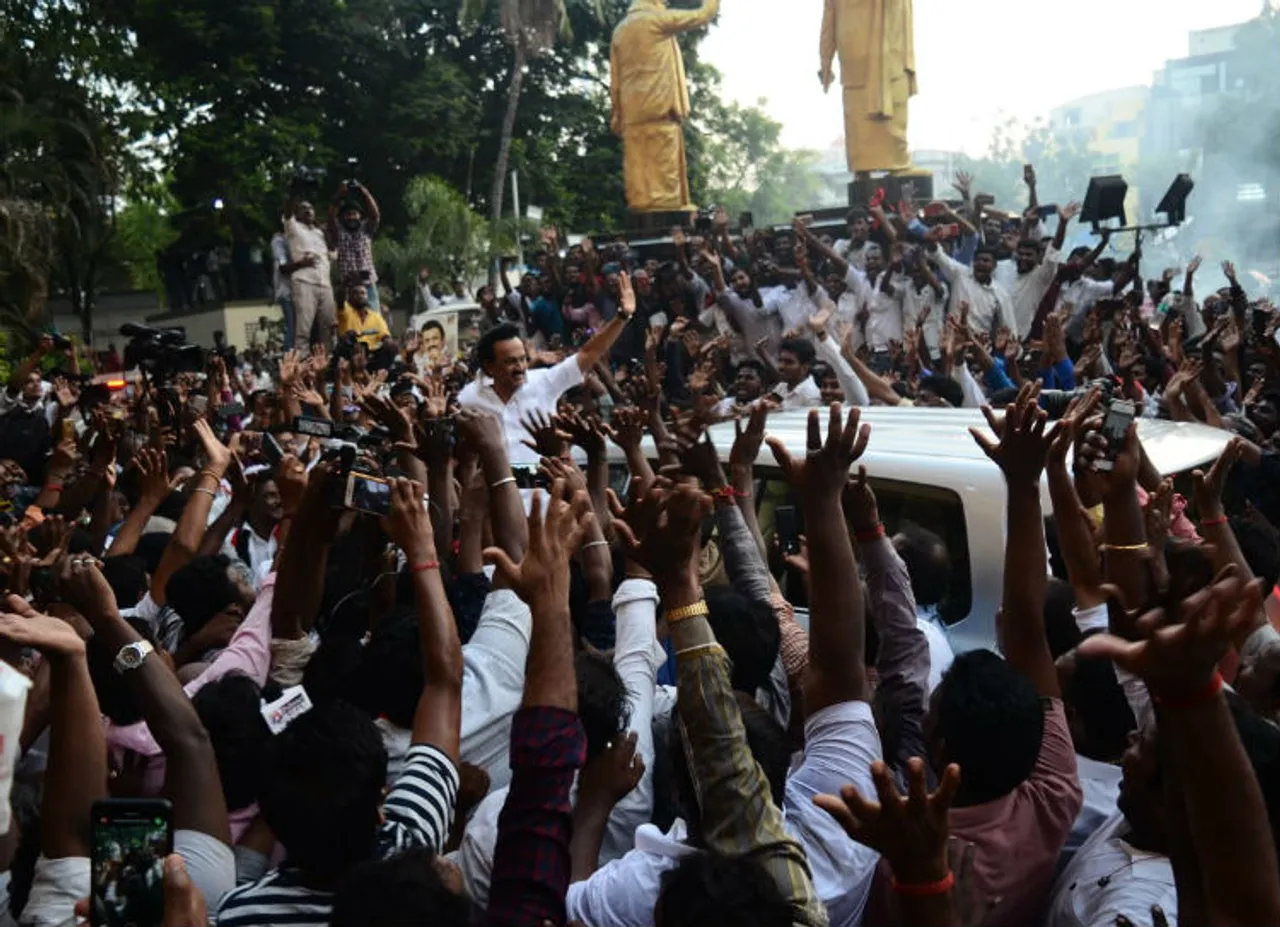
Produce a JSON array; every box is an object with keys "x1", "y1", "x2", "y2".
[{"x1": 120, "y1": 323, "x2": 205, "y2": 384}]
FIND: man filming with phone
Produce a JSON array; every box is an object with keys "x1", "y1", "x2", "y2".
[{"x1": 329, "y1": 174, "x2": 382, "y2": 312}]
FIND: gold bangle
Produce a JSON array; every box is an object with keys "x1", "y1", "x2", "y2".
[
  {"x1": 1103, "y1": 542, "x2": 1150, "y2": 552},
  {"x1": 664, "y1": 600, "x2": 710, "y2": 624}
]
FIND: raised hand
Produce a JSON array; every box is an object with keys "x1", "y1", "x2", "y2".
[
  {"x1": 483, "y1": 481, "x2": 594, "y2": 606},
  {"x1": 380, "y1": 478, "x2": 434, "y2": 563},
  {"x1": 603, "y1": 406, "x2": 647, "y2": 454},
  {"x1": 1079, "y1": 570, "x2": 1262, "y2": 700},
  {"x1": 0, "y1": 593, "x2": 85, "y2": 658},
  {"x1": 815, "y1": 756, "x2": 961, "y2": 886},
  {"x1": 577, "y1": 730, "x2": 645, "y2": 808},
  {"x1": 1192, "y1": 435, "x2": 1244, "y2": 519},
  {"x1": 766, "y1": 404, "x2": 871, "y2": 503},
  {"x1": 609, "y1": 482, "x2": 710, "y2": 586},
  {"x1": 970, "y1": 382, "x2": 1056, "y2": 486},
  {"x1": 192, "y1": 418, "x2": 232, "y2": 476},
  {"x1": 521, "y1": 409, "x2": 571, "y2": 459}
]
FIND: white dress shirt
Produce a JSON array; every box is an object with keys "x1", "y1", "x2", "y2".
[
  {"x1": 835, "y1": 239, "x2": 871, "y2": 272},
  {"x1": 282, "y1": 217, "x2": 330, "y2": 288},
  {"x1": 771, "y1": 376, "x2": 822, "y2": 410},
  {"x1": 1047, "y1": 811, "x2": 1177, "y2": 927},
  {"x1": 1060, "y1": 277, "x2": 1116, "y2": 341},
  {"x1": 378, "y1": 588, "x2": 530, "y2": 792},
  {"x1": 452, "y1": 580, "x2": 665, "y2": 909},
  {"x1": 566, "y1": 701, "x2": 884, "y2": 927},
  {"x1": 995, "y1": 251, "x2": 1060, "y2": 338},
  {"x1": 930, "y1": 249, "x2": 1014, "y2": 340},
  {"x1": 863, "y1": 273, "x2": 906, "y2": 351},
  {"x1": 903, "y1": 280, "x2": 950, "y2": 356},
  {"x1": 1060, "y1": 755, "x2": 1123, "y2": 871},
  {"x1": 457, "y1": 356, "x2": 584, "y2": 468}
]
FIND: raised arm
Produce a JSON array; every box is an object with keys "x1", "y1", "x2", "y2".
[
  {"x1": 575, "y1": 271, "x2": 637, "y2": 372},
  {"x1": 970, "y1": 383, "x2": 1060, "y2": 697},
  {"x1": 482, "y1": 483, "x2": 593, "y2": 927},
  {"x1": 654, "y1": 0, "x2": 720, "y2": 35},
  {"x1": 383, "y1": 479, "x2": 463, "y2": 761},
  {"x1": 767, "y1": 405, "x2": 872, "y2": 712},
  {"x1": 150, "y1": 420, "x2": 231, "y2": 605}
]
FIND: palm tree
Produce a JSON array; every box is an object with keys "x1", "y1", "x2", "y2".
[{"x1": 460, "y1": 0, "x2": 604, "y2": 264}]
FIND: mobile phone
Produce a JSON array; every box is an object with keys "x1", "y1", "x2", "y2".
[
  {"x1": 936, "y1": 224, "x2": 961, "y2": 239},
  {"x1": 91, "y1": 798, "x2": 173, "y2": 927},
  {"x1": 344, "y1": 471, "x2": 391, "y2": 516},
  {"x1": 263, "y1": 432, "x2": 285, "y2": 467},
  {"x1": 1037, "y1": 204, "x2": 1059, "y2": 219},
  {"x1": 1096, "y1": 399, "x2": 1136, "y2": 472},
  {"x1": 924, "y1": 202, "x2": 948, "y2": 218},
  {"x1": 61, "y1": 419, "x2": 76, "y2": 442},
  {"x1": 216, "y1": 402, "x2": 245, "y2": 420},
  {"x1": 293, "y1": 415, "x2": 334, "y2": 438},
  {"x1": 776, "y1": 505, "x2": 801, "y2": 556}
]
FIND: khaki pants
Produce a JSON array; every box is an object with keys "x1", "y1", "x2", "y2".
[{"x1": 292, "y1": 281, "x2": 336, "y2": 354}]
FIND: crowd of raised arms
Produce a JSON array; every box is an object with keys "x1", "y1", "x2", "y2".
[{"x1": 2, "y1": 162, "x2": 1280, "y2": 927}]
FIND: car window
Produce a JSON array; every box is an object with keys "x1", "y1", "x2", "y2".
[{"x1": 754, "y1": 471, "x2": 972, "y2": 627}]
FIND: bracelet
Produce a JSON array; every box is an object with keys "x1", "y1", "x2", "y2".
[
  {"x1": 197, "y1": 469, "x2": 222, "y2": 485},
  {"x1": 890, "y1": 871, "x2": 955, "y2": 897},
  {"x1": 1155, "y1": 671, "x2": 1224, "y2": 710},
  {"x1": 855, "y1": 524, "x2": 886, "y2": 543},
  {"x1": 582, "y1": 540, "x2": 610, "y2": 550},
  {"x1": 710, "y1": 486, "x2": 744, "y2": 500},
  {"x1": 411, "y1": 560, "x2": 441, "y2": 573},
  {"x1": 1103, "y1": 542, "x2": 1150, "y2": 552},
  {"x1": 1200, "y1": 515, "x2": 1229, "y2": 527},
  {"x1": 664, "y1": 600, "x2": 710, "y2": 624},
  {"x1": 192, "y1": 487, "x2": 218, "y2": 499},
  {"x1": 490, "y1": 476, "x2": 517, "y2": 489}
]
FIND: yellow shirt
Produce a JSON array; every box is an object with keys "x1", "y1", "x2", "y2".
[{"x1": 337, "y1": 305, "x2": 391, "y2": 350}]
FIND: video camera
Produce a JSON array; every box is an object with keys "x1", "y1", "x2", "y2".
[{"x1": 120, "y1": 323, "x2": 205, "y2": 384}]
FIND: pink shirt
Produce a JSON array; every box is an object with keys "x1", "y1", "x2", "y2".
[
  {"x1": 948, "y1": 699, "x2": 1082, "y2": 926},
  {"x1": 103, "y1": 573, "x2": 276, "y2": 823}
]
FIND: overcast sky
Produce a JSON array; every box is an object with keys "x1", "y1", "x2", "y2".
[{"x1": 699, "y1": 0, "x2": 1267, "y2": 156}]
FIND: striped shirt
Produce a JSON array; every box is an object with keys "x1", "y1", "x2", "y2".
[{"x1": 214, "y1": 743, "x2": 458, "y2": 926}]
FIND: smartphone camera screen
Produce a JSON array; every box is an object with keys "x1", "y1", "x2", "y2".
[
  {"x1": 347, "y1": 472, "x2": 392, "y2": 516},
  {"x1": 91, "y1": 799, "x2": 173, "y2": 927}
]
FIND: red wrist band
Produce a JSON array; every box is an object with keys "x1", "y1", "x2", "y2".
[
  {"x1": 411, "y1": 560, "x2": 441, "y2": 573},
  {"x1": 855, "y1": 524, "x2": 886, "y2": 543},
  {"x1": 45, "y1": 483, "x2": 63, "y2": 493},
  {"x1": 711, "y1": 486, "x2": 744, "y2": 500},
  {"x1": 1155, "y1": 671, "x2": 1224, "y2": 710},
  {"x1": 1199, "y1": 515, "x2": 1228, "y2": 527},
  {"x1": 891, "y1": 871, "x2": 954, "y2": 896}
]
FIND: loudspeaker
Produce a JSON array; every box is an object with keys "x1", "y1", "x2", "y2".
[
  {"x1": 1081, "y1": 175, "x2": 1128, "y2": 227},
  {"x1": 1156, "y1": 174, "x2": 1194, "y2": 226}
]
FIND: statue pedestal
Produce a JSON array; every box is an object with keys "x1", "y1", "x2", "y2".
[
  {"x1": 627, "y1": 209, "x2": 697, "y2": 234},
  {"x1": 848, "y1": 173, "x2": 934, "y2": 207}
]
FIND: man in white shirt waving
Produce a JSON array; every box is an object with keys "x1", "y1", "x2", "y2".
[
  {"x1": 458, "y1": 272, "x2": 636, "y2": 468},
  {"x1": 283, "y1": 200, "x2": 337, "y2": 354}
]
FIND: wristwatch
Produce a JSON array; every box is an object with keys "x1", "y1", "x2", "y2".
[{"x1": 113, "y1": 640, "x2": 154, "y2": 674}]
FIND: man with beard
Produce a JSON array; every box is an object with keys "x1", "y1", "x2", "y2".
[{"x1": 329, "y1": 181, "x2": 382, "y2": 311}]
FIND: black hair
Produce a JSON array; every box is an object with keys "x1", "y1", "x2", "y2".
[
  {"x1": 777, "y1": 338, "x2": 815, "y2": 367},
  {"x1": 918, "y1": 375, "x2": 963, "y2": 408},
  {"x1": 974, "y1": 245, "x2": 998, "y2": 261},
  {"x1": 1063, "y1": 634, "x2": 1136, "y2": 761},
  {"x1": 100, "y1": 555, "x2": 150, "y2": 610},
  {"x1": 67, "y1": 527, "x2": 97, "y2": 555},
  {"x1": 575, "y1": 651, "x2": 630, "y2": 760},
  {"x1": 1042, "y1": 578, "x2": 1079, "y2": 660},
  {"x1": 734, "y1": 359, "x2": 765, "y2": 377},
  {"x1": 656, "y1": 853, "x2": 793, "y2": 927},
  {"x1": 302, "y1": 633, "x2": 367, "y2": 707},
  {"x1": 420, "y1": 320, "x2": 445, "y2": 338},
  {"x1": 135, "y1": 533, "x2": 172, "y2": 575},
  {"x1": 477, "y1": 324, "x2": 522, "y2": 365},
  {"x1": 331, "y1": 848, "x2": 470, "y2": 927},
  {"x1": 155, "y1": 489, "x2": 190, "y2": 523},
  {"x1": 165, "y1": 553, "x2": 240, "y2": 639},
  {"x1": 1231, "y1": 516, "x2": 1280, "y2": 593},
  {"x1": 1017, "y1": 238, "x2": 1040, "y2": 252},
  {"x1": 192, "y1": 673, "x2": 278, "y2": 811},
  {"x1": 258, "y1": 700, "x2": 389, "y2": 880},
  {"x1": 351, "y1": 607, "x2": 422, "y2": 729},
  {"x1": 704, "y1": 585, "x2": 780, "y2": 695},
  {"x1": 893, "y1": 522, "x2": 949, "y2": 607},
  {"x1": 846, "y1": 206, "x2": 869, "y2": 224},
  {"x1": 933, "y1": 649, "x2": 1044, "y2": 804}
]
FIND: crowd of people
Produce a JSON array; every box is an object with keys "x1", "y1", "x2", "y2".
[{"x1": 0, "y1": 164, "x2": 1280, "y2": 927}]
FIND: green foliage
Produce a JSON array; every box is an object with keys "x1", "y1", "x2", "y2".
[{"x1": 110, "y1": 181, "x2": 181, "y2": 299}]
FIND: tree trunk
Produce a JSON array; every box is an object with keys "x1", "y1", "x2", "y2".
[{"x1": 488, "y1": 39, "x2": 527, "y2": 286}]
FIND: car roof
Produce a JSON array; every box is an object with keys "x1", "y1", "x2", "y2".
[{"x1": 698, "y1": 406, "x2": 1231, "y2": 476}]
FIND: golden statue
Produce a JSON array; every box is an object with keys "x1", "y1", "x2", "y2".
[
  {"x1": 610, "y1": 0, "x2": 720, "y2": 213},
  {"x1": 819, "y1": 0, "x2": 920, "y2": 176}
]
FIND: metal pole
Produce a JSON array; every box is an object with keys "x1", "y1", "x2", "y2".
[{"x1": 511, "y1": 170, "x2": 524, "y2": 270}]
